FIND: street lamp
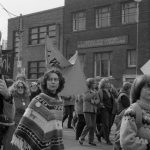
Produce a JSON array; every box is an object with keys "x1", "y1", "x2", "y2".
[{"x1": 134, "y1": 0, "x2": 142, "y2": 76}]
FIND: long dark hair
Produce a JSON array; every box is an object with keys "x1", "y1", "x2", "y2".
[{"x1": 41, "y1": 68, "x2": 65, "y2": 94}]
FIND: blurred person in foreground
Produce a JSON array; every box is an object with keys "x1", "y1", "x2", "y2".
[
  {"x1": 0, "y1": 77, "x2": 15, "y2": 149},
  {"x1": 11, "y1": 68, "x2": 65, "y2": 150},
  {"x1": 120, "y1": 75, "x2": 150, "y2": 150}
]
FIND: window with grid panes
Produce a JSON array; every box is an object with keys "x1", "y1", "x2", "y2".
[
  {"x1": 96, "y1": 6, "x2": 111, "y2": 28},
  {"x1": 94, "y1": 52, "x2": 112, "y2": 77},
  {"x1": 127, "y1": 49, "x2": 136, "y2": 67},
  {"x1": 28, "y1": 61, "x2": 46, "y2": 79},
  {"x1": 73, "y1": 11, "x2": 86, "y2": 31},
  {"x1": 122, "y1": 2, "x2": 137, "y2": 24},
  {"x1": 29, "y1": 25, "x2": 57, "y2": 45}
]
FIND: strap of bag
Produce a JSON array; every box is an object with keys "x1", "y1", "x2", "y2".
[{"x1": 130, "y1": 102, "x2": 142, "y2": 128}]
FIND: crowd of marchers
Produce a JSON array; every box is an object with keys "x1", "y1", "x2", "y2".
[{"x1": 0, "y1": 69, "x2": 150, "y2": 150}]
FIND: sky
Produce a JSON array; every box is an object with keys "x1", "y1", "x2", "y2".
[{"x1": 0, "y1": 0, "x2": 64, "y2": 41}]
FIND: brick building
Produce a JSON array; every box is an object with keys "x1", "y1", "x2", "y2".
[
  {"x1": 63, "y1": 0, "x2": 150, "y2": 87},
  {"x1": 7, "y1": 7, "x2": 64, "y2": 80}
]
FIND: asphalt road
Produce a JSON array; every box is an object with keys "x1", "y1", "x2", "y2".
[{"x1": 63, "y1": 126, "x2": 115, "y2": 150}]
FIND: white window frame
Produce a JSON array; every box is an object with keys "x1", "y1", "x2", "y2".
[
  {"x1": 79, "y1": 53, "x2": 85, "y2": 71},
  {"x1": 122, "y1": 2, "x2": 137, "y2": 24},
  {"x1": 94, "y1": 52, "x2": 111, "y2": 77},
  {"x1": 73, "y1": 11, "x2": 86, "y2": 32},
  {"x1": 127, "y1": 49, "x2": 136, "y2": 68},
  {"x1": 96, "y1": 6, "x2": 111, "y2": 28}
]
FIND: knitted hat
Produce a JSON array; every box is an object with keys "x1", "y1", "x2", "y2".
[{"x1": 130, "y1": 75, "x2": 150, "y2": 103}]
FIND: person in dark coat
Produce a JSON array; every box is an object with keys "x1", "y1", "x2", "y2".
[{"x1": 98, "y1": 78, "x2": 116, "y2": 145}]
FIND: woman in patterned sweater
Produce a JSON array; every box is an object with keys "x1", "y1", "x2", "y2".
[
  {"x1": 120, "y1": 75, "x2": 150, "y2": 150},
  {"x1": 11, "y1": 68, "x2": 65, "y2": 150}
]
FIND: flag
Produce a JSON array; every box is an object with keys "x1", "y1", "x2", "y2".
[
  {"x1": 60, "y1": 51, "x2": 87, "y2": 96},
  {"x1": 140, "y1": 60, "x2": 150, "y2": 74},
  {"x1": 45, "y1": 35, "x2": 71, "y2": 69}
]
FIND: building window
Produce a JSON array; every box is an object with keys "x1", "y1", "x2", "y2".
[
  {"x1": 79, "y1": 53, "x2": 85, "y2": 71},
  {"x1": 73, "y1": 11, "x2": 86, "y2": 31},
  {"x1": 28, "y1": 61, "x2": 46, "y2": 79},
  {"x1": 96, "y1": 6, "x2": 111, "y2": 28},
  {"x1": 127, "y1": 49, "x2": 136, "y2": 67},
  {"x1": 29, "y1": 24, "x2": 57, "y2": 45},
  {"x1": 13, "y1": 31, "x2": 20, "y2": 58},
  {"x1": 122, "y1": 2, "x2": 137, "y2": 24},
  {"x1": 94, "y1": 52, "x2": 112, "y2": 77}
]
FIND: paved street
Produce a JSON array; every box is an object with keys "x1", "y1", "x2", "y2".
[{"x1": 63, "y1": 125, "x2": 115, "y2": 150}]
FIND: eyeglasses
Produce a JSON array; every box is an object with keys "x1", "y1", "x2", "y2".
[
  {"x1": 17, "y1": 86, "x2": 24, "y2": 89},
  {"x1": 143, "y1": 83, "x2": 150, "y2": 89},
  {"x1": 48, "y1": 78, "x2": 59, "y2": 82}
]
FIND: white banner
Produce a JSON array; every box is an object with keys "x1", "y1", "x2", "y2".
[
  {"x1": 60, "y1": 51, "x2": 87, "y2": 96},
  {"x1": 140, "y1": 60, "x2": 150, "y2": 74}
]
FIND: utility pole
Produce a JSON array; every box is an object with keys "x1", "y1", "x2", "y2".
[
  {"x1": 134, "y1": 0, "x2": 142, "y2": 76},
  {"x1": 17, "y1": 14, "x2": 24, "y2": 75}
]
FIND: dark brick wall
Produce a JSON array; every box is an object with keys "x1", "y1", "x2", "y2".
[
  {"x1": 64, "y1": 0, "x2": 150, "y2": 87},
  {"x1": 7, "y1": 7, "x2": 64, "y2": 79}
]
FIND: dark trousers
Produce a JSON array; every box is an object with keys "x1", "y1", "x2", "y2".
[
  {"x1": 80, "y1": 112, "x2": 96, "y2": 143},
  {"x1": 62, "y1": 105, "x2": 74, "y2": 128},
  {"x1": 100, "y1": 108, "x2": 113, "y2": 142},
  {"x1": 0, "y1": 125, "x2": 8, "y2": 148},
  {"x1": 76, "y1": 114, "x2": 85, "y2": 140}
]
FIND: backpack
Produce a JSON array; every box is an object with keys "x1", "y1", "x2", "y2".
[{"x1": 113, "y1": 102, "x2": 142, "y2": 150}]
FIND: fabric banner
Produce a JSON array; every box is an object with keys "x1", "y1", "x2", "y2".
[
  {"x1": 60, "y1": 51, "x2": 87, "y2": 96},
  {"x1": 140, "y1": 60, "x2": 150, "y2": 74},
  {"x1": 45, "y1": 36, "x2": 71, "y2": 69}
]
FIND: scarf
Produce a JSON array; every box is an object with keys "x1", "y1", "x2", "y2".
[{"x1": 11, "y1": 93, "x2": 64, "y2": 150}]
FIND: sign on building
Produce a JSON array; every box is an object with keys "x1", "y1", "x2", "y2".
[{"x1": 1, "y1": 50, "x2": 14, "y2": 78}]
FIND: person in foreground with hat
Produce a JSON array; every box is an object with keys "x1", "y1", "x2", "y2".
[{"x1": 120, "y1": 75, "x2": 150, "y2": 150}]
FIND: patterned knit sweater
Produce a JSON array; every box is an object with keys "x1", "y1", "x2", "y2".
[
  {"x1": 120, "y1": 100, "x2": 150, "y2": 150},
  {"x1": 11, "y1": 93, "x2": 64, "y2": 150}
]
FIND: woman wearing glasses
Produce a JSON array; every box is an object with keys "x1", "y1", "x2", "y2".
[
  {"x1": 11, "y1": 68, "x2": 65, "y2": 150},
  {"x1": 3, "y1": 80, "x2": 30, "y2": 150},
  {"x1": 120, "y1": 75, "x2": 150, "y2": 150}
]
